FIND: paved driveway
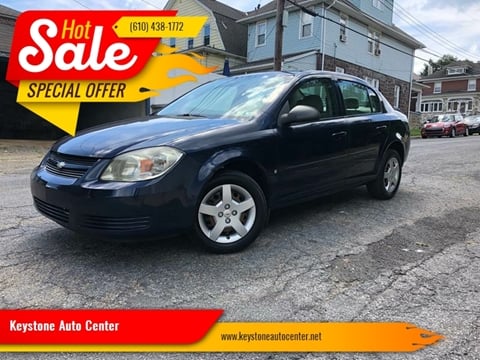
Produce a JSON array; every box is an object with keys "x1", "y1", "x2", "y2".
[{"x1": 0, "y1": 137, "x2": 479, "y2": 360}]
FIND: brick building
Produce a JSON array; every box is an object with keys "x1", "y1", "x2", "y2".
[{"x1": 417, "y1": 61, "x2": 480, "y2": 120}]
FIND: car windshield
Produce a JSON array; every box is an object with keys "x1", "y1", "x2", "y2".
[
  {"x1": 465, "y1": 116, "x2": 480, "y2": 123},
  {"x1": 156, "y1": 73, "x2": 294, "y2": 122},
  {"x1": 429, "y1": 115, "x2": 454, "y2": 123}
]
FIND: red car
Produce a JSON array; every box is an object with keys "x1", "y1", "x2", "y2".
[{"x1": 421, "y1": 114, "x2": 468, "y2": 138}]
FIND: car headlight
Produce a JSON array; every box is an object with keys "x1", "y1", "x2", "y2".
[{"x1": 100, "y1": 147, "x2": 184, "y2": 181}]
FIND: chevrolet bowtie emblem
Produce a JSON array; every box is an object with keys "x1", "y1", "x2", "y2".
[{"x1": 56, "y1": 161, "x2": 66, "y2": 169}]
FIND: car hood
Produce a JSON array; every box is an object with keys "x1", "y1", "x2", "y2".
[
  {"x1": 424, "y1": 122, "x2": 450, "y2": 128},
  {"x1": 53, "y1": 116, "x2": 243, "y2": 158}
]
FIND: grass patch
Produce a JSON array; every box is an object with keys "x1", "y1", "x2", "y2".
[{"x1": 410, "y1": 127, "x2": 421, "y2": 137}]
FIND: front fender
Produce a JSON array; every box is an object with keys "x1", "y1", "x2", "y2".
[{"x1": 197, "y1": 147, "x2": 244, "y2": 183}]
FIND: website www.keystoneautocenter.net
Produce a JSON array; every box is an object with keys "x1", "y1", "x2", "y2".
[{"x1": 220, "y1": 331, "x2": 322, "y2": 343}]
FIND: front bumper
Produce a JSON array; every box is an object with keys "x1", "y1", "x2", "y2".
[
  {"x1": 468, "y1": 125, "x2": 480, "y2": 134},
  {"x1": 422, "y1": 127, "x2": 450, "y2": 137},
  {"x1": 30, "y1": 156, "x2": 200, "y2": 239}
]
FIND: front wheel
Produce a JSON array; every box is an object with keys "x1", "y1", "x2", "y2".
[
  {"x1": 194, "y1": 171, "x2": 268, "y2": 253},
  {"x1": 367, "y1": 149, "x2": 402, "y2": 200}
]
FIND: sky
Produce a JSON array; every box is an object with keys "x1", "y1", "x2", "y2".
[{"x1": 1, "y1": 0, "x2": 479, "y2": 74}]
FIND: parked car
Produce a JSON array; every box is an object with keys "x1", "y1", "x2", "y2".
[
  {"x1": 421, "y1": 114, "x2": 467, "y2": 138},
  {"x1": 31, "y1": 71, "x2": 410, "y2": 253},
  {"x1": 463, "y1": 115, "x2": 480, "y2": 135}
]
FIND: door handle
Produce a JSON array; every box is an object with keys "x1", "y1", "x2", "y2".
[
  {"x1": 376, "y1": 125, "x2": 387, "y2": 131},
  {"x1": 331, "y1": 131, "x2": 347, "y2": 137}
]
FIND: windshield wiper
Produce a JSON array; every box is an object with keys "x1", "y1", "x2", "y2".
[
  {"x1": 156, "y1": 113, "x2": 209, "y2": 118},
  {"x1": 177, "y1": 113, "x2": 207, "y2": 118}
]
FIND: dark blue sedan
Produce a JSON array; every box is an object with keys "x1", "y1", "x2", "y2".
[{"x1": 31, "y1": 71, "x2": 410, "y2": 253}]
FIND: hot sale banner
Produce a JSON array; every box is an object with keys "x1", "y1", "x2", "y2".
[{"x1": 6, "y1": 10, "x2": 216, "y2": 136}]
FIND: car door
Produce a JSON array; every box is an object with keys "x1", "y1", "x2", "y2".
[
  {"x1": 274, "y1": 77, "x2": 351, "y2": 205},
  {"x1": 454, "y1": 115, "x2": 466, "y2": 134},
  {"x1": 336, "y1": 79, "x2": 389, "y2": 179}
]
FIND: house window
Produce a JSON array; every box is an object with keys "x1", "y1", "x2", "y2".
[
  {"x1": 420, "y1": 101, "x2": 443, "y2": 113},
  {"x1": 448, "y1": 98, "x2": 473, "y2": 113},
  {"x1": 468, "y1": 79, "x2": 476, "y2": 91},
  {"x1": 433, "y1": 82, "x2": 442, "y2": 94},
  {"x1": 300, "y1": 10, "x2": 313, "y2": 38},
  {"x1": 169, "y1": 38, "x2": 176, "y2": 48},
  {"x1": 335, "y1": 66, "x2": 345, "y2": 73},
  {"x1": 203, "y1": 24, "x2": 210, "y2": 46},
  {"x1": 393, "y1": 85, "x2": 400, "y2": 109},
  {"x1": 339, "y1": 14, "x2": 348, "y2": 42},
  {"x1": 187, "y1": 38, "x2": 194, "y2": 49},
  {"x1": 364, "y1": 76, "x2": 379, "y2": 89},
  {"x1": 373, "y1": 0, "x2": 383, "y2": 10},
  {"x1": 447, "y1": 67, "x2": 466, "y2": 75},
  {"x1": 368, "y1": 30, "x2": 380, "y2": 55},
  {"x1": 256, "y1": 21, "x2": 266, "y2": 46}
]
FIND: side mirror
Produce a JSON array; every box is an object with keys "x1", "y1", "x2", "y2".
[{"x1": 278, "y1": 105, "x2": 320, "y2": 126}]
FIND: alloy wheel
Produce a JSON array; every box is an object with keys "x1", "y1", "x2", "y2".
[
  {"x1": 383, "y1": 157, "x2": 400, "y2": 194},
  {"x1": 198, "y1": 184, "x2": 256, "y2": 243}
]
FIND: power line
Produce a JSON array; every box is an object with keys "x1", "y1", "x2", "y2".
[
  {"x1": 136, "y1": 0, "x2": 163, "y2": 9},
  {"x1": 417, "y1": 48, "x2": 443, "y2": 59},
  {"x1": 394, "y1": 2, "x2": 479, "y2": 60},
  {"x1": 285, "y1": 0, "x2": 432, "y2": 63},
  {"x1": 71, "y1": 0, "x2": 90, "y2": 9},
  {"x1": 376, "y1": 0, "x2": 480, "y2": 61}
]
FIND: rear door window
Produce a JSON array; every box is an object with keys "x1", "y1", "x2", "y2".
[{"x1": 337, "y1": 80, "x2": 383, "y2": 116}]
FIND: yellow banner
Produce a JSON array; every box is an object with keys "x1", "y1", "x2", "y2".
[
  {"x1": 17, "y1": 48, "x2": 217, "y2": 136},
  {"x1": 0, "y1": 322, "x2": 443, "y2": 352},
  {"x1": 113, "y1": 16, "x2": 207, "y2": 38}
]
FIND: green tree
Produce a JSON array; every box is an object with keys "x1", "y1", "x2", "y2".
[{"x1": 420, "y1": 54, "x2": 459, "y2": 76}]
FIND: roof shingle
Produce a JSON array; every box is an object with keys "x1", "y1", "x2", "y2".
[
  {"x1": 192, "y1": 0, "x2": 248, "y2": 57},
  {"x1": 420, "y1": 61, "x2": 480, "y2": 81},
  {"x1": 0, "y1": 4, "x2": 19, "y2": 55},
  {"x1": 0, "y1": 4, "x2": 20, "y2": 18}
]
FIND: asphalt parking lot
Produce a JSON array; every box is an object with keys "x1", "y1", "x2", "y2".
[{"x1": 0, "y1": 136, "x2": 479, "y2": 360}]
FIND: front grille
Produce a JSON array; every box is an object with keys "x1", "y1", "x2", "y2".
[
  {"x1": 34, "y1": 197, "x2": 70, "y2": 224},
  {"x1": 81, "y1": 215, "x2": 151, "y2": 231},
  {"x1": 424, "y1": 128, "x2": 444, "y2": 136},
  {"x1": 45, "y1": 152, "x2": 98, "y2": 179}
]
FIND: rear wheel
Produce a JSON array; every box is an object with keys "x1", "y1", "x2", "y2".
[
  {"x1": 367, "y1": 149, "x2": 402, "y2": 200},
  {"x1": 194, "y1": 171, "x2": 268, "y2": 253}
]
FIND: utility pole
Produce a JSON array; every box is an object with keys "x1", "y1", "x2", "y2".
[{"x1": 274, "y1": 0, "x2": 285, "y2": 71}]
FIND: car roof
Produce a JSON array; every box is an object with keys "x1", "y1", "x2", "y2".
[
  {"x1": 230, "y1": 71, "x2": 373, "y2": 88},
  {"x1": 289, "y1": 70, "x2": 370, "y2": 84}
]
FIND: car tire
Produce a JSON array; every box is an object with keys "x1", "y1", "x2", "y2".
[
  {"x1": 367, "y1": 149, "x2": 402, "y2": 200},
  {"x1": 450, "y1": 128, "x2": 456, "y2": 138},
  {"x1": 194, "y1": 171, "x2": 268, "y2": 253}
]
